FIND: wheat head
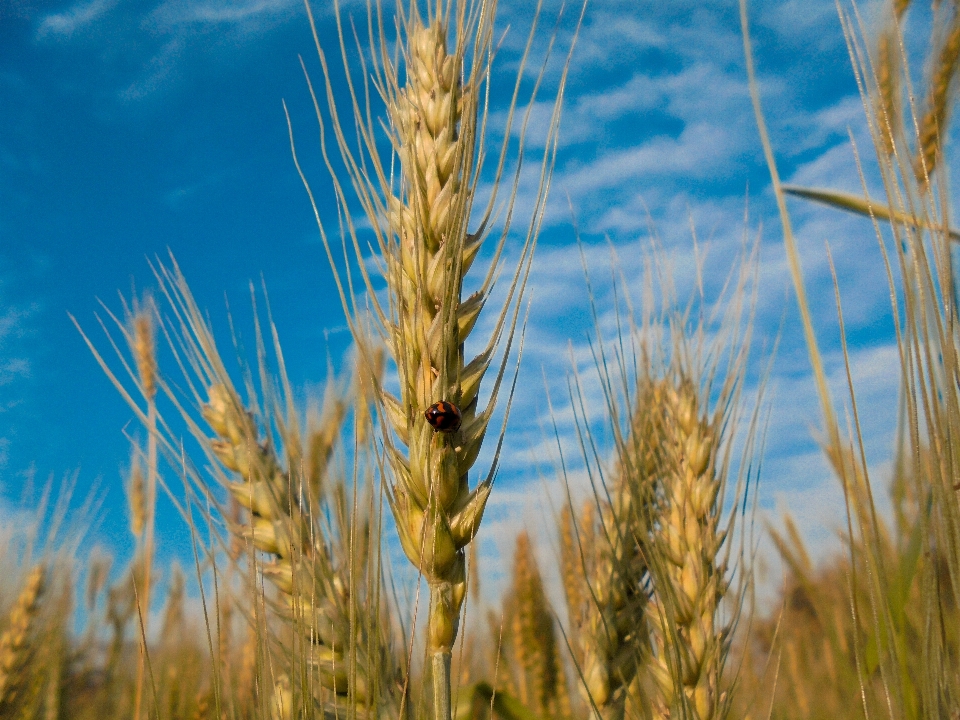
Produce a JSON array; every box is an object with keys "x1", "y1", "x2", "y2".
[
  {"x1": 0, "y1": 564, "x2": 46, "y2": 713},
  {"x1": 647, "y1": 380, "x2": 726, "y2": 720}
]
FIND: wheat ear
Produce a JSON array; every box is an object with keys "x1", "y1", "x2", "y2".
[
  {"x1": 96, "y1": 260, "x2": 399, "y2": 718},
  {"x1": 875, "y1": 0, "x2": 912, "y2": 157},
  {"x1": 202, "y1": 381, "x2": 387, "y2": 714},
  {"x1": 875, "y1": 29, "x2": 901, "y2": 157},
  {"x1": 0, "y1": 565, "x2": 46, "y2": 712},
  {"x1": 647, "y1": 381, "x2": 725, "y2": 720},
  {"x1": 915, "y1": 9, "x2": 960, "y2": 185},
  {"x1": 503, "y1": 531, "x2": 567, "y2": 719},
  {"x1": 559, "y1": 368, "x2": 668, "y2": 720},
  {"x1": 379, "y1": 16, "x2": 484, "y2": 698},
  {"x1": 570, "y1": 466, "x2": 651, "y2": 720},
  {"x1": 293, "y1": 1, "x2": 575, "y2": 717}
]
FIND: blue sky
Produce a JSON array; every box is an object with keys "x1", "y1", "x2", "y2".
[{"x1": 0, "y1": 0, "x2": 923, "y2": 599}]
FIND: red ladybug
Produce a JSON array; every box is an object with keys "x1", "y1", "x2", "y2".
[{"x1": 424, "y1": 401, "x2": 462, "y2": 432}]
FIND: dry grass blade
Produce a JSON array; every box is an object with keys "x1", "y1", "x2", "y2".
[{"x1": 781, "y1": 184, "x2": 960, "y2": 240}]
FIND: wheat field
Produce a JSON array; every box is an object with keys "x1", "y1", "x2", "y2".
[{"x1": 3, "y1": 0, "x2": 960, "y2": 718}]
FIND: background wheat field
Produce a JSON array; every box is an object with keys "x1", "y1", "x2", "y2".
[{"x1": 1, "y1": 0, "x2": 959, "y2": 718}]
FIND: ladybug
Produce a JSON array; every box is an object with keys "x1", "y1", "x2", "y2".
[{"x1": 424, "y1": 401, "x2": 462, "y2": 433}]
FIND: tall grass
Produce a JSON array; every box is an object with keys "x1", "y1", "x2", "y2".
[{"x1": 738, "y1": 0, "x2": 960, "y2": 717}]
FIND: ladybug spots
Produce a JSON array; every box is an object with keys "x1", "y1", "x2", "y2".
[{"x1": 425, "y1": 401, "x2": 462, "y2": 432}]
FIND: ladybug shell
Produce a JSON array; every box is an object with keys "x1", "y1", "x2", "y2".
[{"x1": 424, "y1": 401, "x2": 462, "y2": 432}]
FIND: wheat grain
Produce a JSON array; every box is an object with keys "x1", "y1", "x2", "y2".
[{"x1": 133, "y1": 308, "x2": 156, "y2": 403}]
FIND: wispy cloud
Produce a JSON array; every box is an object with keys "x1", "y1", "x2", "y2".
[
  {"x1": 148, "y1": 0, "x2": 298, "y2": 27},
  {"x1": 0, "y1": 289, "x2": 35, "y2": 471},
  {"x1": 37, "y1": 0, "x2": 118, "y2": 39},
  {"x1": 119, "y1": 38, "x2": 183, "y2": 101}
]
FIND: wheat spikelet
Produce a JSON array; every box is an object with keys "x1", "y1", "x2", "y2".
[
  {"x1": 915, "y1": 10, "x2": 960, "y2": 184},
  {"x1": 647, "y1": 381, "x2": 725, "y2": 720},
  {"x1": 0, "y1": 565, "x2": 46, "y2": 711}
]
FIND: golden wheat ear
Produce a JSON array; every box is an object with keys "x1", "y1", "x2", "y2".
[
  {"x1": 289, "y1": 2, "x2": 582, "y2": 719},
  {"x1": 0, "y1": 564, "x2": 46, "y2": 714},
  {"x1": 499, "y1": 531, "x2": 569, "y2": 719},
  {"x1": 554, "y1": 229, "x2": 758, "y2": 720}
]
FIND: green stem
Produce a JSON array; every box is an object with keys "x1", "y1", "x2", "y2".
[
  {"x1": 429, "y1": 582, "x2": 455, "y2": 720},
  {"x1": 432, "y1": 650, "x2": 452, "y2": 720}
]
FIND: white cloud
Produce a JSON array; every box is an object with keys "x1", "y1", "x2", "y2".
[
  {"x1": 119, "y1": 38, "x2": 183, "y2": 101},
  {"x1": 37, "y1": 0, "x2": 118, "y2": 39},
  {"x1": 147, "y1": 0, "x2": 299, "y2": 31}
]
